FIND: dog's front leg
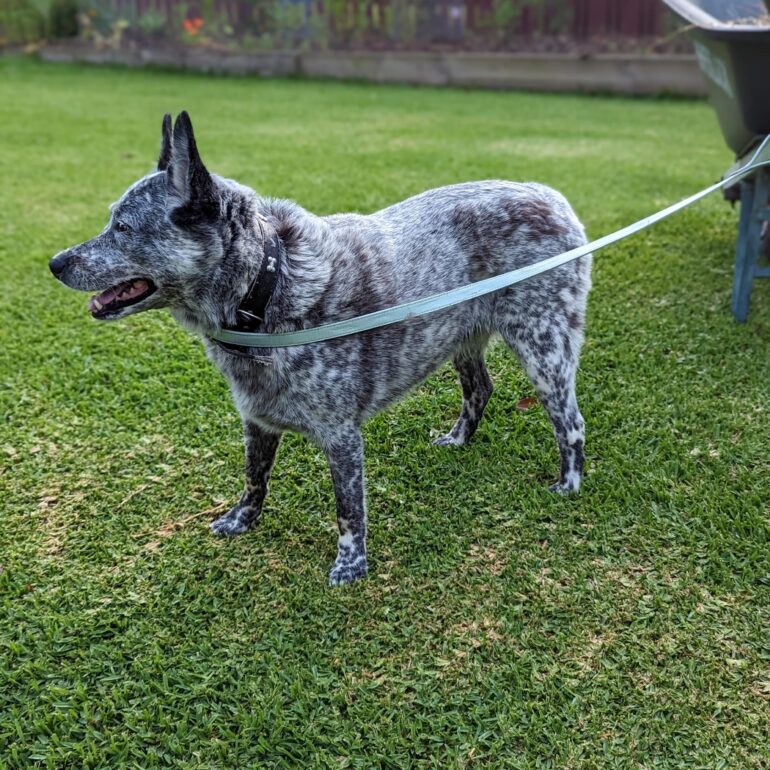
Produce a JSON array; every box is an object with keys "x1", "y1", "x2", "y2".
[
  {"x1": 211, "y1": 422, "x2": 282, "y2": 536},
  {"x1": 324, "y1": 424, "x2": 368, "y2": 586}
]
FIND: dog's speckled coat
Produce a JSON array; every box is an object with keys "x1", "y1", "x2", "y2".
[{"x1": 51, "y1": 113, "x2": 592, "y2": 585}]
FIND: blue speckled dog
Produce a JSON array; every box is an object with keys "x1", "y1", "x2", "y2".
[{"x1": 50, "y1": 113, "x2": 592, "y2": 585}]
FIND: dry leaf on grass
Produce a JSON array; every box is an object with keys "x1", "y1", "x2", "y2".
[{"x1": 142, "y1": 501, "x2": 229, "y2": 550}]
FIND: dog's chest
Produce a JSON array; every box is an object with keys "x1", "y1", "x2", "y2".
[{"x1": 208, "y1": 346, "x2": 323, "y2": 434}]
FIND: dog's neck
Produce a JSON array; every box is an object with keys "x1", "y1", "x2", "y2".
[
  {"x1": 228, "y1": 214, "x2": 283, "y2": 332},
  {"x1": 206, "y1": 214, "x2": 285, "y2": 361},
  {"x1": 171, "y1": 193, "x2": 333, "y2": 350},
  {"x1": 248, "y1": 199, "x2": 333, "y2": 331}
]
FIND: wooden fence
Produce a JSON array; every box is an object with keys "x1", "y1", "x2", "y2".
[{"x1": 97, "y1": 0, "x2": 677, "y2": 48}]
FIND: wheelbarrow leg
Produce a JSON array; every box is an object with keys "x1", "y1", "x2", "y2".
[{"x1": 731, "y1": 171, "x2": 770, "y2": 322}]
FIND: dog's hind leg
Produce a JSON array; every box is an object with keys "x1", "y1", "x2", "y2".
[
  {"x1": 434, "y1": 341, "x2": 493, "y2": 447},
  {"x1": 211, "y1": 423, "x2": 282, "y2": 536},
  {"x1": 324, "y1": 423, "x2": 368, "y2": 586},
  {"x1": 499, "y1": 308, "x2": 586, "y2": 494}
]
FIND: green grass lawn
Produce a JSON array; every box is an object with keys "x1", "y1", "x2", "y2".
[{"x1": 1, "y1": 57, "x2": 769, "y2": 769}]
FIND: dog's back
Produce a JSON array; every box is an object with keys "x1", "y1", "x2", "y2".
[
  {"x1": 242, "y1": 180, "x2": 590, "y2": 419},
  {"x1": 325, "y1": 180, "x2": 588, "y2": 302}
]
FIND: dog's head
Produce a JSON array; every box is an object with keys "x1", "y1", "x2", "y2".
[{"x1": 50, "y1": 112, "x2": 230, "y2": 323}]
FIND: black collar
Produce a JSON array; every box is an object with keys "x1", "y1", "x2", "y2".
[
  {"x1": 233, "y1": 225, "x2": 282, "y2": 332},
  {"x1": 209, "y1": 217, "x2": 283, "y2": 361}
]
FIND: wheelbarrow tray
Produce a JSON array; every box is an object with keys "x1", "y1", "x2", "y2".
[{"x1": 661, "y1": 0, "x2": 770, "y2": 156}]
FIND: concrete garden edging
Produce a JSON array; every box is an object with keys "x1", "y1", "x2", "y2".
[{"x1": 37, "y1": 45, "x2": 706, "y2": 96}]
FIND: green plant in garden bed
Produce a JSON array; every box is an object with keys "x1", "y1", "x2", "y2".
[
  {"x1": 136, "y1": 7, "x2": 166, "y2": 38},
  {"x1": 0, "y1": 0, "x2": 46, "y2": 45},
  {"x1": 0, "y1": 57, "x2": 769, "y2": 769},
  {"x1": 48, "y1": 0, "x2": 78, "y2": 38}
]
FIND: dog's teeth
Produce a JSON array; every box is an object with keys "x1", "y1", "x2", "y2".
[{"x1": 92, "y1": 299, "x2": 103, "y2": 311}]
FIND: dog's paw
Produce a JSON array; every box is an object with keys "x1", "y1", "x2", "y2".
[
  {"x1": 210, "y1": 506, "x2": 257, "y2": 537},
  {"x1": 549, "y1": 480, "x2": 580, "y2": 496},
  {"x1": 328, "y1": 556, "x2": 368, "y2": 586},
  {"x1": 432, "y1": 432, "x2": 464, "y2": 447}
]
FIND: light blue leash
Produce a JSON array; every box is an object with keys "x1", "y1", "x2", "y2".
[{"x1": 211, "y1": 136, "x2": 770, "y2": 349}]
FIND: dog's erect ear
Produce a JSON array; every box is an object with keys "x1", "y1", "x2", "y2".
[
  {"x1": 157, "y1": 113, "x2": 173, "y2": 171},
  {"x1": 166, "y1": 111, "x2": 215, "y2": 214}
]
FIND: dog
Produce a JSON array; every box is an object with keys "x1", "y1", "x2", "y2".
[{"x1": 50, "y1": 112, "x2": 592, "y2": 585}]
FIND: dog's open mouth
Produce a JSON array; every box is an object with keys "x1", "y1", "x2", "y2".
[{"x1": 88, "y1": 278, "x2": 156, "y2": 318}]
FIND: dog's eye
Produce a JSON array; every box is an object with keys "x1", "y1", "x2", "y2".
[{"x1": 114, "y1": 221, "x2": 130, "y2": 233}]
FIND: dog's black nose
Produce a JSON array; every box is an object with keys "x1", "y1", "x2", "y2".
[{"x1": 49, "y1": 251, "x2": 71, "y2": 278}]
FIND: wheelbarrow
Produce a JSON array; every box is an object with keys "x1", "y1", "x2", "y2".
[{"x1": 661, "y1": 0, "x2": 770, "y2": 320}]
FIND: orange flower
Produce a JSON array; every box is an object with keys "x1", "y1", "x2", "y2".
[{"x1": 183, "y1": 16, "x2": 203, "y2": 35}]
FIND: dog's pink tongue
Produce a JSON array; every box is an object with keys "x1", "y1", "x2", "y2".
[
  {"x1": 89, "y1": 280, "x2": 149, "y2": 312},
  {"x1": 95, "y1": 285, "x2": 122, "y2": 307}
]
